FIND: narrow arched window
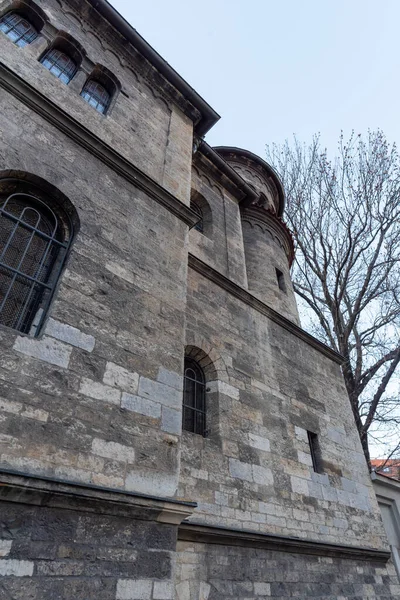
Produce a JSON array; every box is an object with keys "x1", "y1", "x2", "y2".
[
  {"x1": 191, "y1": 201, "x2": 203, "y2": 233},
  {"x1": 183, "y1": 357, "x2": 206, "y2": 436},
  {"x1": 40, "y1": 49, "x2": 76, "y2": 84},
  {"x1": 0, "y1": 190, "x2": 73, "y2": 334},
  {"x1": 81, "y1": 79, "x2": 110, "y2": 114},
  {"x1": 0, "y1": 11, "x2": 37, "y2": 47}
]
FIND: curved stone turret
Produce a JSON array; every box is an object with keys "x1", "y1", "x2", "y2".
[{"x1": 215, "y1": 147, "x2": 300, "y2": 324}]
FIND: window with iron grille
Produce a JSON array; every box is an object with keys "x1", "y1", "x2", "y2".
[
  {"x1": 191, "y1": 201, "x2": 203, "y2": 233},
  {"x1": 40, "y1": 48, "x2": 76, "y2": 84},
  {"x1": 0, "y1": 191, "x2": 72, "y2": 335},
  {"x1": 81, "y1": 79, "x2": 111, "y2": 114},
  {"x1": 0, "y1": 11, "x2": 38, "y2": 47},
  {"x1": 183, "y1": 357, "x2": 206, "y2": 436}
]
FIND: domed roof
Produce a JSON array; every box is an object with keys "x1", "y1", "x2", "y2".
[{"x1": 214, "y1": 146, "x2": 285, "y2": 217}]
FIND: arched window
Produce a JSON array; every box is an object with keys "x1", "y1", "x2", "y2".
[
  {"x1": 183, "y1": 357, "x2": 206, "y2": 436},
  {"x1": 40, "y1": 49, "x2": 76, "y2": 84},
  {"x1": 191, "y1": 201, "x2": 203, "y2": 233},
  {"x1": 0, "y1": 182, "x2": 74, "y2": 335},
  {"x1": 80, "y1": 79, "x2": 110, "y2": 114},
  {"x1": 0, "y1": 11, "x2": 37, "y2": 46}
]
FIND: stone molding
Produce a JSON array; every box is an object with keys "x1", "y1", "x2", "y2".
[
  {"x1": 0, "y1": 469, "x2": 196, "y2": 525},
  {"x1": 0, "y1": 62, "x2": 199, "y2": 229},
  {"x1": 178, "y1": 522, "x2": 391, "y2": 563},
  {"x1": 188, "y1": 254, "x2": 344, "y2": 364},
  {"x1": 241, "y1": 205, "x2": 295, "y2": 266}
]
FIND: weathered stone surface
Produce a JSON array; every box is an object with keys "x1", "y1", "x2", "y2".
[
  {"x1": 0, "y1": 0, "x2": 396, "y2": 596},
  {"x1": 45, "y1": 318, "x2": 95, "y2": 352},
  {"x1": 13, "y1": 336, "x2": 72, "y2": 368}
]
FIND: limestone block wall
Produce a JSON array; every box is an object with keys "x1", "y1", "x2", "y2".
[
  {"x1": 189, "y1": 160, "x2": 248, "y2": 288},
  {"x1": 180, "y1": 268, "x2": 388, "y2": 550},
  {"x1": 241, "y1": 215, "x2": 299, "y2": 323},
  {"x1": 0, "y1": 499, "x2": 177, "y2": 600},
  {"x1": 0, "y1": 0, "x2": 194, "y2": 203},
  {"x1": 0, "y1": 88, "x2": 189, "y2": 498},
  {"x1": 175, "y1": 541, "x2": 400, "y2": 600}
]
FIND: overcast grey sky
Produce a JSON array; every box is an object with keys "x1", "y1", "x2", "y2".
[{"x1": 112, "y1": 0, "x2": 400, "y2": 158}]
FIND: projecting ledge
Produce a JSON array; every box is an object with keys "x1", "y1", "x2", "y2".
[
  {"x1": 0, "y1": 468, "x2": 196, "y2": 525},
  {"x1": 179, "y1": 522, "x2": 391, "y2": 563}
]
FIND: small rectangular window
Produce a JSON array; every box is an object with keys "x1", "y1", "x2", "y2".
[
  {"x1": 307, "y1": 431, "x2": 323, "y2": 473},
  {"x1": 275, "y1": 268, "x2": 286, "y2": 292}
]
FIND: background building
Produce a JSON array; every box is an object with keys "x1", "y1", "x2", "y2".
[{"x1": 0, "y1": 0, "x2": 399, "y2": 598}]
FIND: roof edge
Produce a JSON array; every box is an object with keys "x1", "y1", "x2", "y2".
[
  {"x1": 198, "y1": 141, "x2": 257, "y2": 203},
  {"x1": 87, "y1": 0, "x2": 220, "y2": 135},
  {"x1": 214, "y1": 146, "x2": 286, "y2": 217}
]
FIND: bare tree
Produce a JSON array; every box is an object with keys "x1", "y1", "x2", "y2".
[{"x1": 266, "y1": 131, "x2": 400, "y2": 468}]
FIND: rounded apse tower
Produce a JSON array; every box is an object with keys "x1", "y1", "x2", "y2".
[{"x1": 215, "y1": 147, "x2": 300, "y2": 325}]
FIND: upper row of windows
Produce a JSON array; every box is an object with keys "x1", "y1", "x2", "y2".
[{"x1": 0, "y1": 10, "x2": 116, "y2": 114}]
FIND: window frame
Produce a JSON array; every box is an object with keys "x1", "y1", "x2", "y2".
[
  {"x1": 182, "y1": 357, "x2": 207, "y2": 437},
  {"x1": 0, "y1": 10, "x2": 38, "y2": 47},
  {"x1": 80, "y1": 78, "x2": 111, "y2": 114},
  {"x1": 0, "y1": 183, "x2": 75, "y2": 336},
  {"x1": 40, "y1": 47, "x2": 77, "y2": 84}
]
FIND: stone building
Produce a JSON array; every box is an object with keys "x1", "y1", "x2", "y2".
[{"x1": 0, "y1": 0, "x2": 399, "y2": 598}]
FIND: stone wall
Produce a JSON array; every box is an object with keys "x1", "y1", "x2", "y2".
[
  {"x1": 0, "y1": 0, "x2": 194, "y2": 203},
  {"x1": 189, "y1": 157, "x2": 248, "y2": 288},
  {"x1": 176, "y1": 540, "x2": 400, "y2": 600},
  {"x1": 0, "y1": 487, "x2": 178, "y2": 600},
  {"x1": 0, "y1": 86, "x2": 188, "y2": 498},
  {"x1": 181, "y1": 267, "x2": 388, "y2": 549}
]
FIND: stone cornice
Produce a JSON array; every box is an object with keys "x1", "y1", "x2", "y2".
[
  {"x1": 0, "y1": 62, "x2": 199, "y2": 229},
  {"x1": 178, "y1": 522, "x2": 391, "y2": 563},
  {"x1": 0, "y1": 469, "x2": 196, "y2": 525},
  {"x1": 241, "y1": 205, "x2": 295, "y2": 266},
  {"x1": 86, "y1": 0, "x2": 220, "y2": 136},
  {"x1": 188, "y1": 254, "x2": 344, "y2": 364}
]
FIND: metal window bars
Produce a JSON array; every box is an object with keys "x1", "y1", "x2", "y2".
[
  {"x1": 0, "y1": 192, "x2": 71, "y2": 335},
  {"x1": 183, "y1": 358, "x2": 206, "y2": 436},
  {"x1": 41, "y1": 49, "x2": 77, "y2": 84},
  {"x1": 0, "y1": 11, "x2": 38, "y2": 47},
  {"x1": 81, "y1": 79, "x2": 111, "y2": 114},
  {"x1": 191, "y1": 202, "x2": 203, "y2": 233}
]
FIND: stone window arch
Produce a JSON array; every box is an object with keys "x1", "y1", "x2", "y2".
[
  {"x1": 190, "y1": 190, "x2": 212, "y2": 237},
  {"x1": 39, "y1": 32, "x2": 85, "y2": 85},
  {"x1": 0, "y1": 1, "x2": 47, "y2": 47},
  {"x1": 0, "y1": 172, "x2": 79, "y2": 336},
  {"x1": 183, "y1": 346, "x2": 218, "y2": 437},
  {"x1": 80, "y1": 64, "x2": 121, "y2": 115}
]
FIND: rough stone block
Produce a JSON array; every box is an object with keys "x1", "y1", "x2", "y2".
[
  {"x1": 157, "y1": 367, "x2": 183, "y2": 391},
  {"x1": 229, "y1": 458, "x2": 253, "y2": 482},
  {"x1": 0, "y1": 540, "x2": 12, "y2": 557},
  {"x1": 161, "y1": 407, "x2": 181, "y2": 435},
  {"x1": 92, "y1": 438, "x2": 135, "y2": 463},
  {"x1": 208, "y1": 380, "x2": 239, "y2": 400},
  {"x1": 79, "y1": 378, "x2": 121, "y2": 405},
  {"x1": 138, "y1": 377, "x2": 181, "y2": 410},
  {"x1": 103, "y1": 362, "x2": 139, "y2": 394},
  {"x1": 0, "y1": 559, "x2": 34, "y2": 576},
  {"x1": 248, "y1": 433, "x2": 270, "y2": 452},
  {"x1": 252, "y1": 464, "x2": 274, "y2": 486},
  {"x1": 13, "y1": 335, "x2": 72, "y2": 368},
  {"x1": 153, "y1": 581, "x2": 174, "y2": 599},
  {"x1": 121, "y1": 393, "x2": 161, "y2": 418},
  {"x1": 290, "y1": 476, "x2": 309, "y2": 495},
  {"x1": 116, "y1": 579, "x2": 152, "y2": 599},
  {"x1": 45, "y1": 318, "x2": 95, "y2": 351},
  {"x1": 125, "y1": 470, "x2": 178, "y2": 497}
]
